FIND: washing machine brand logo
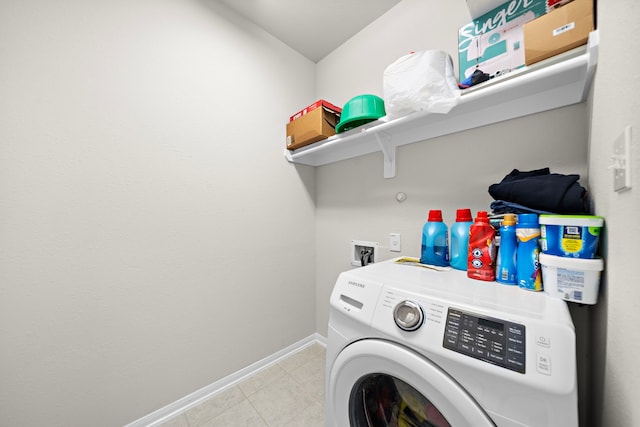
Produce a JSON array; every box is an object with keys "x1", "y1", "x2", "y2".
[{"x1": 348, "y1": 280, "x2": 365, "y2": 288}]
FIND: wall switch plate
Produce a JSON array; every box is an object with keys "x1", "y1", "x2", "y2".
[
  {"x1": 613, "y1": 125, "x2": 632, "y2": 192},
  {"x1": 389, "y1": 233, "x2": 401, "y2": 252}
]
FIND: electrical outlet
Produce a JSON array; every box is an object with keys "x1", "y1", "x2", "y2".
[{"x1": 351, "y1": 240, "x2": 379, "y2": 267}]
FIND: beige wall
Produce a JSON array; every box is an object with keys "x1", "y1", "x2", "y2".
[
  {"x1": 589, "y1": 1, "x2": 640, "y2": 426},
  {"x1": 0, "y1": 1, "x2": 317, "y2": 425}
]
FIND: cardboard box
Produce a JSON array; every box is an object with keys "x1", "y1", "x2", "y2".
[
  {"x1": 524, "y1": 0, "x2": 594, "y2": 66},
  {"x1": 458, "y1": 0, "x2": 550, "y2": 81},
  {"x1": 289, "y1": 99, "x2": 341, "y2": 122},
  {"x1": 286, "y1": 106, "x2": 340, "y2": 151}
]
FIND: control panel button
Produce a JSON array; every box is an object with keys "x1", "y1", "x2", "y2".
[
  {"x1": 507, "y1": 356, "x2": 525, "y2": 370},
  {"x1": 536, "y1": 335, "x2": 551, "y2": 348},
  {"x1": 536, "y1": 353, "x2": 552, "y2": 375}
]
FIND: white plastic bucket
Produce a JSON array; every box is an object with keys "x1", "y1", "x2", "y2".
[{"x1": 540, "y1": 253, "x2": 604, "y2": 304}]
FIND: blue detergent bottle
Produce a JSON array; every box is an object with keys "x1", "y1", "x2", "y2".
[
  {"x1": 420, "y1": 209, "x2": 449, "y2": 267},
  {"x1": 516, "y1": 213, "x2": 542, "y2": 291},
  {"x1": 449, "y1": 208, "x2": 473, "y2": 270},
  {"x1": 496, "y1": 214, "x2": 518, "y2": 285}
]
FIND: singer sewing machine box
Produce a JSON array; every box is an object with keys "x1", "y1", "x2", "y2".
[{"x1": 458, "y1": 0, "x2": 566, "y2": 82}]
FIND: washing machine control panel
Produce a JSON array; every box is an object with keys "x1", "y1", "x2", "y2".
[{"x1": 443, "y1": 308, "x2": 526, "y2": 373}]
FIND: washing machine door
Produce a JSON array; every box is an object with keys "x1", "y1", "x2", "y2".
[{"x1": 327, "y1": 339, "x2": 495, "y2": 427}]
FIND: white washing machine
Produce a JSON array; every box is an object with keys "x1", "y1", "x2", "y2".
[{"x1": 325, "y1": 259, "x2": 578, "y2": 427}]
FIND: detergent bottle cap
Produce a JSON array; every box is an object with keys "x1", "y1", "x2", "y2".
[
  {"x1": 428, "y1": 210, "x2": 443, "y2": 222},
  {"x1": 455, "y1": 208, "x2": 473, "y2": 222},
  {"x1": 502, "y1": 214, "x2": 517, "y2": 226},
  {"x1": 517, "y1": 213, "x2": 539, "y2": 228},
  {"x1": 474, "y1": 211, "x2": 489, "y2": 223}
]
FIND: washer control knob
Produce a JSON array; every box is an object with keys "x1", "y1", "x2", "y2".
[{"x1": 393, "y1": 300, "x2": 424, "y2": 331}]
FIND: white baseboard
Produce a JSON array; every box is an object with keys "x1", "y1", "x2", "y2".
[{"x1": 124, "y1": 333, "x2": 327, "y2": 427}]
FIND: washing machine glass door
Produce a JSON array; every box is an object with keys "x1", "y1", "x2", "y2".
[{"x1": 328, "y1": 339, "x2": 495, "y2": 427}]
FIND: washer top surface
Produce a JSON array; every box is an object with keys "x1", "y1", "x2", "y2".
[{"x1": 336, "y1": 258, "x2": 572, "y2": 324}]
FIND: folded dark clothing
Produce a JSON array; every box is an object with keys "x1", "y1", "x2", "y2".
[
  {"x1": 488, "y1": 168, "x2": 589, "y2": 214},
  {"x1": 490, "y1": 200, "x2": 553, "y2": 215},
  {"x1": 497, "y1": 167, "x2": 550, "y2": 183}
]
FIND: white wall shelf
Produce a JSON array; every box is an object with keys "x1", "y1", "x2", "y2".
[{"x1": 284, "y1": 31, "x2": 599, "y2": 179}]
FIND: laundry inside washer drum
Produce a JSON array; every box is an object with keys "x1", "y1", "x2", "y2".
[{"x1": 356, "y1": 373, "x2": 450, "y2": 427}]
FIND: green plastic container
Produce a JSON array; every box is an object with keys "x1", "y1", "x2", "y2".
[{"x1": 335, "y1": 94, "x2": 386, "y2": 133}]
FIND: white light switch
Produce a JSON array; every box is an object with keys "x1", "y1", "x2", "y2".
[
  {"x1": 389, "y1": 233, "x2": 401, "y2": 252},
  {"x1": 612, "y1": 125, "x2": 632, "y2": 192}
]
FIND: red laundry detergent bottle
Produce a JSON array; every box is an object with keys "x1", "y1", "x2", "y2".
[{"x1": 467, "y1": 211, "x2": 496, "y2": 281}]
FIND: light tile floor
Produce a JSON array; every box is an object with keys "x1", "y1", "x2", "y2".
[{"x1": 160, "y1": 343, "x2": 326, "y2": 427}]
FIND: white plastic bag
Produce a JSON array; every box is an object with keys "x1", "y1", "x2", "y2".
[{"x1": 383, "y1": 50, "x2": 461, "y2": 119}]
